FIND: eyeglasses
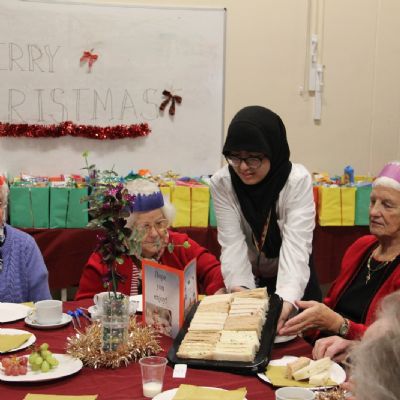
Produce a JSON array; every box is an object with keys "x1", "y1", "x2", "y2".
[
  {"x1": 225, "y1": 155, "x2": 265, "y2": 169},
  {"x1": 136, "y1": 219, "x2": 169, "y2": 235}
]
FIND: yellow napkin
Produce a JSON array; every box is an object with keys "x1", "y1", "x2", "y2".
[
  {"x1": 24, "y1": 395, "x2": 98, "y2": 400},
  {"x1": 22, "y1": 302, "x2": 35, "y2": 308},
  {"x1": 172, "y1": 384, "x2": 246, "y2": 400},
  {"x1": 266, "y1": 365, "x2": 337, "y2": 388},
  {"x1": 0, "y1": 333, "x2": 32, "y2": 352}
]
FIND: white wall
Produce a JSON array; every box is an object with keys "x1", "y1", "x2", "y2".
[{"x1": 1, "y1": 0, "x2": 400, "y2": 177}]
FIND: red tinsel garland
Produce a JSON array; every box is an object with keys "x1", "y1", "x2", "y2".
[{"x1": 0, "y1": 121, "x2": 151, "y2": 140}]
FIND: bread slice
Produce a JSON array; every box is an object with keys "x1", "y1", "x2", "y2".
[
  {"x1": 285, "y1": 357, "x2": 311, "y2": 379},
  {"x1": 231, "y1": 287, "x2": 268, "y2": 299},
  {"x1": 219, "y1": 330, "x2": 260, "y2": 351},
  {"x1": 212, "y1": 342, "x2": 256, "y2": 362},
  {"x1": 309, "y1": 370, "x2": 330, "y2": 386}
]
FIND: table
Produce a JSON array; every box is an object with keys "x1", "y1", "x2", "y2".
[
  {"x1": 0, "y1": 300, "x2": 313, "y2": 400},
  {"x1": 23, "y1": 225, "x2": 370, "y2": 293}
]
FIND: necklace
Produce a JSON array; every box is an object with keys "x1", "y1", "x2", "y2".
[{"x1": 365, "y1": 253, "x2": 393, "y2": 284}]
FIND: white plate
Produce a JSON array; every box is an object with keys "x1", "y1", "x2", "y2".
[
  {"x1": 257, "y1": 355, "x2": 346, "y2": 389},
  {"x1": 153, "y1": 387, "x2": 247, "y2": 400},
  {"x1": 0, "y1": 353, "x2": 83, "y2": 382},
  {"x1": 274, "y1": 335, "x2": 297, "y2": 344},
  {"x1": 24, "y1": 313, "x2": 72, "y2": 329},
  {"x1": 0, "y1": 303, "x2": 31, "y2": 323},
  {"x1": 0, "y1": 328, "x2": 36, "y2": 353},
  {"x1": 130, "y1": 294, "x2": 142, "y2": 313}
]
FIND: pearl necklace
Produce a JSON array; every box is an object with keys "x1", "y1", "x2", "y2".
[{"x1": 365, "y1": 253, "x2": 394, "y2": 284}]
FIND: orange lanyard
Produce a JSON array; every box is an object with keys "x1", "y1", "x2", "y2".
[{"x1": 252, "y1": 209, "x2": 272, "y2": 257}]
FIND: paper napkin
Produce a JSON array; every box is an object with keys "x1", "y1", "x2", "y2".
[
  {"x1": 24, "y1": 395, "x2": 98, "y2": 400},
  {"x1": 266, "y1": 365, "x2": 337, "y2": 388},
  {"x1": 172, "y1": 384, "x2": 247, "y2": 400},
  {"x1": 0, "y1": 333, "x2": 32, "y2": 352}
]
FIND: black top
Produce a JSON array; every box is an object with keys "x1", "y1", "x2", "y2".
[{"x1": 335, "y1": 249, "x2": 399, "y2": 323}]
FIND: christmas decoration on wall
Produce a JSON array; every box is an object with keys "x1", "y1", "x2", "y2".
[
  {"x1": 159, "y1": 90, "x2": 182, "y2": 116},
  {"x1": 0, "y1": 121, "x2": 151, "y2": 140},
  {"x1": 80, "y1": 49, "x2": 99, "y2": 73}
]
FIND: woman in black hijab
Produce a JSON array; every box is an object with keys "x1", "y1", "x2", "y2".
[{"x1": 210, "y1": 106, "x2": 321, "y2": 333}]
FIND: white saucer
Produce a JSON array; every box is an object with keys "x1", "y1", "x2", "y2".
[
  {"x1": 274, "y1": 335, "x2": 297, "y2": 344},
  {"x1": 24, "y1": 313, "x2": 72, "y2": 329}
]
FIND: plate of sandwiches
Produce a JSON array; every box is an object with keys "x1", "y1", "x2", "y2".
[
  {"x1": 168, "y1": 288, "x2": 283, "y2": 375},
  {"x1": 257, "y1": 355, "x2": 346, "y2": 389}
]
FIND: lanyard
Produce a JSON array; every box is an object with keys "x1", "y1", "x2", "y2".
[{"x1": 252, "y1": 209, "x2": 272, "y2": 268}]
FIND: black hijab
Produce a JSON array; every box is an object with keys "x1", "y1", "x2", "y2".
[{"x1": 222, "y1": 106, "x2": 292, "y2": 258}]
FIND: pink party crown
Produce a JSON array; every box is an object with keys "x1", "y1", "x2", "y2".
[{"x1": 377, "y1": 162, "x2": 400, "y2": 183}]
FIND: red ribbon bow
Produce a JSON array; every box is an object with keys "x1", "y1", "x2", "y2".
[
  {"x1": 159, "y1": 90, "x2": 182, "y2": 116},
  {"x1": 80, "y1": 50, "x2": 98, "y2": 72}
]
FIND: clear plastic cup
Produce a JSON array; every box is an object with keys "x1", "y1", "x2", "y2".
[{"x1": 139, "y1": 356, "x2": 168, "y2": 398}]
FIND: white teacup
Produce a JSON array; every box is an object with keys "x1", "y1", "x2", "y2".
[
  {"x1": 31, "y1": 300, "x2": 63, "y2": 325},
  {"x1": 275, "y1": 387, "x2": 315, "y2": 400}
]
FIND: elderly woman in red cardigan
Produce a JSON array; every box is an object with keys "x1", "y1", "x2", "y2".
[
  {"x1": 280, "y1": 161, "x2": 400, "y2": 341},
  {"x1": 76, "y1": 179, "x2": 226, "y2": 299}
]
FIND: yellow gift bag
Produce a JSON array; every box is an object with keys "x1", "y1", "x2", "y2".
[
  {"x1": 171, "y1": 184, "x2": 191, "y2": 227},
  {"x1": 318, "y1": 186, "x2": 356, "y2": 226},
  {"x1": 191, "y1": 185, "x2": 210, "y2": 227}
]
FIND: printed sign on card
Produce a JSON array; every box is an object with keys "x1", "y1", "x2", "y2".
[{"x1": 142, "y1": 258, "x2": 197, "y2": 338}]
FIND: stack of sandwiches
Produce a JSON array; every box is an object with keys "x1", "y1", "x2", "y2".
[
  {"x1": 285, "y1": 356, "x2": 332, "y2": 386},
  {"x1": 176, "y1": 288, "x2": 269, "y2": 362}
]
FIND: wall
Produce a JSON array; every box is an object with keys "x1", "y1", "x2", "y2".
[{"x1": 1, "y1": 0, "x2": 400, "y2": 177}]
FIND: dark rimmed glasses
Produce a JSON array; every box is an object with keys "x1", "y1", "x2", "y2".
[{"x1": 225, "y1": 155, "x2": 265, "y2": 169}]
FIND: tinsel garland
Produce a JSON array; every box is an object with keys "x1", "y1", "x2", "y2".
[
  {"x1": 315, "y1": 388, "x2": 347, "y2": 400},
  {"x1": 66, "y1": 317, "x2": 162, "y2": 369},
  {"x1": 0, "y1": 121, "x2": 151, "y2": 140}
]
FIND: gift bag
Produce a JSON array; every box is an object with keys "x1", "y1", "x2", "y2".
[
  {"x1": 171, "y1": 185, "x2": 191, "y2": 227},
  {"x1": 355, "y1": 184, "x2": 372, "y2": 226},
  {"x1": 9, "y1": 186, "x2": 49, "y2": 228},
  {"x1": 190, "y1": 185, "x2": 210, "y2": 227},
  {"x1": 209, "y1": 196, "x2": 217, "y2": 227},
  {"x1": 159, "y1": 185, "x2": 172, "y2": 202},
  {"x1": 50, "y1": 187, "x2": 88, "y2": 228},
  {"x1": 318, "y1": 186, "x2": 356, "y2": 226}
]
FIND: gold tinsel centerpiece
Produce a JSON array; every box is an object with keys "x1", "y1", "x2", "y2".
[{"x1": 66, "y1": 317, "x2": 162, "y2": 369}]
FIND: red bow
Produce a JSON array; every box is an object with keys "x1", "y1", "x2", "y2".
[
  {"x1": 80, "y1": 50, "x2": 98, "y2": 72},
  {"x1": 159, "y1": 90, "x2": 182, "y2": 116}
]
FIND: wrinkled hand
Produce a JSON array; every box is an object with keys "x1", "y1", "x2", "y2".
[
  {"x1": 277, "y1": 301, "x2": 295, "y2": 334},
  {"x1": 312, "y1": 336, "x2": 353, "y2": 362},
  {"x1": 214, "y1": 287, "x2": 228, "y2": 295},
  {"x1": 279, "y1": 300, "x2": 343, "y2": 336}
]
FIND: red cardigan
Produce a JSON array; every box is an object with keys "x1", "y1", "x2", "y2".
[
  {"x1": 75, "y1": 231, "x2": 225, "y2": 300},
  {"x1": 324, "y1": 235, "x2": 400, "y2": 340}
]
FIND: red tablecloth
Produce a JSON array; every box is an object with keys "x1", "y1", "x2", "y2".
[
  {"x1": 22, "y1": 225, "x2": 370, "y2": 290},
  {"x1": 0, "y1": 300, "x2": 313, "y2": 400}
]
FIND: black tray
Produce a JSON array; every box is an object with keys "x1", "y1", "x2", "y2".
[{"x1": 167, "y1": 293, "x2": 283, "y2": 375}]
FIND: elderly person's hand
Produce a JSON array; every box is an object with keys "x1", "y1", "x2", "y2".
[
  {"x1": 312, "y1": 336, "x2": 353, "y2": 363},
  {"x1": 277, "y1": 301, "x2": 295, "y2": 333},
  {"x1": 279, "y1": 300, "x2": 344, "y2": 336}
]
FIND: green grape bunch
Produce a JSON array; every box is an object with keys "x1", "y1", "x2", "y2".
[{"x1": 28, "y1": 343, "x2": 59, "y2": 373}]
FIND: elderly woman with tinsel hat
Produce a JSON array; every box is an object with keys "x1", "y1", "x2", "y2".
[{"x1": 76, "y1": 179, "x2": 226, "y2": 299}]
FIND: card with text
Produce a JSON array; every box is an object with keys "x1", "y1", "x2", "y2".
[{"x1": 142, "y1": 258, "x2": 197, "y2": 338}]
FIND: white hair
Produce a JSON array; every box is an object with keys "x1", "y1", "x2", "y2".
[
  {"x1": 124, "y1": 179, "x2": 176, "y2": 226},
  {"x1": 350, "y1": 291, "x2": 400, "y2": 400},
  {"x1": 373, "y1": 161, "x2": 400, "y2": 191}
]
